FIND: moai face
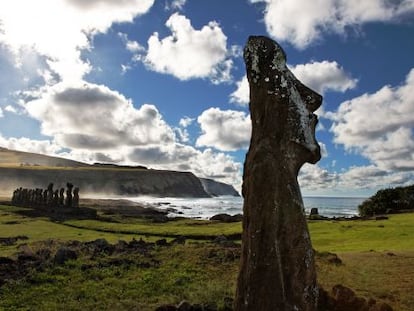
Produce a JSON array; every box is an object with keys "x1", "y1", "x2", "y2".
[
  {"x1": 244, "y1": 36, "x2": 322, "y2": 167},
  {"x1": 284, "y1": 70, "x2": 322, "y2": 165}
]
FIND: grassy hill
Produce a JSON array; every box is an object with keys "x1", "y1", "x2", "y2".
[{"x1": 0, "y1": 147, "x2": 89, "y2": 168}]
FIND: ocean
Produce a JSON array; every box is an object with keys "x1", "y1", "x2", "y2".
[{"x1": 129, "y1": 196, "x2": 367, "y2": 219}]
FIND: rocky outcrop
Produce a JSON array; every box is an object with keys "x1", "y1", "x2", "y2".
[
  {"x1": 0, "y1": 167, "x2": 209, "y2": 198},
  {"x1": 235, "y1": 36, "x2": 322, "y2": 310},
  {"x1": 200, "y1": 178, "x2": 240, "y2": 197}
]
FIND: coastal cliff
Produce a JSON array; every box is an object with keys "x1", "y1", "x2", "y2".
[
  {"x1": 0, "y1": 148, "x2": 238, "y2": 198},
  {"x1": 200, "y1": 178, "x2": 240, "y2": 197}
]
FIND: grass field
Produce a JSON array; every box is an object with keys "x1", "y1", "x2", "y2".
[{"x1": 1, "y1": 204, "x2": 413, "y2": 310}]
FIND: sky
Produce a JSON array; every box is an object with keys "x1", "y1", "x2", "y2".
[{"x1": 0, "y1": 0, "x2": 413, "y2": 197}]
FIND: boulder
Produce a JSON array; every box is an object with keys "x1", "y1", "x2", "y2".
[{"x1": 54, "y1": 247, "x2": 78, "y2": 264}]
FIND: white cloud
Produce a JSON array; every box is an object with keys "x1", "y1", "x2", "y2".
[
  {"x1": 251, "y1": 0, "x2": 414, "y2": 48},
  {"x1": 144, "y1": 13, "x2": 233, "y2": 83},
  {"x1": 290, "y1": 61, "x2": 357, "y2": 94},
  {"x1": 0, "y1": 108, "x2": 3, "y2": 118},
  {"x1": 229, "y1": 76, "x2": 249, "y2": 106},
  {"x1": 179, "y1": 116, "x2": 194, "y2": 128},
  {"x1": 118, "y1": 32, "x2": 145, "y2": 53},
  {"x1": 0, "y1": 0, "x2": 154, "y2": 81},
  {"x1": 299, "y1": 163, "x2": 338, "y2": 191},
  {"x1": 5, "y1": 105, "x2": 17, "y2": 114},
  {"x1": 196, "y1": 108, "x2": 251, "y2": 151},
  {"x1": 25, "y1": 81, "x2": 175, "y2": 150},
  {"x1": 0, "y1": 134, "x2": 62, "y2": 155},
  {"x1": 339, "y1": 165, "x2": 414, "y2": 191},
  {"x1": 330, "y1": 68, "x2": 414, "y2": 171},
  {"x1": 165, "y1": 0, "x2": 187, "y2": 11}
]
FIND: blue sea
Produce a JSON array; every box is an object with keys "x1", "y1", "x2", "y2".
[{"x1": 129, "y1": 196, "x2": 367, "y2": 219}]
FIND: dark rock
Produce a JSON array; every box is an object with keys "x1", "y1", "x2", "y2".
[
  {"x1": 0, "y1": 257, "x2": 15, "y2": 264},
  {"x1": 0, "y1": 235, "x2": 29, "y2": 246},
  {"x1": 155, "y1": 305, "x2": 177, "y2": 311},
  {"x1": 85, "y1": 238, "x2": 114, "y2": 254},
  {"x1": 318, "y1": 285, "x2": 393, "y2": 311},
  {"x1": 203, "y1": 303, "x2": 218, "y2": 311},
  {"x1": 171, "y1": 236, "x2": 186, "y2": 245},
  {"x1": 54, "y1": 247, "x2": 78, "y2": 264},
  {"x1": 369, "y1": 303, "x2": 393, "y2": 311},
  {"x1": 310, "y1": 207, "x2": 319, "y2": 215},
  {"x1": 235, "y1": 36, "x2": 321, "y2": 310},
  {"x1": 223, "y1": 296, "x2": 234, "y2": 311},
  {"x1": 210, "y1": 213, "x2": 242, "y2": 223},
  {"x1": 210, "y1": 213, "x2": 233, "y2": 222},
  {"x1": 177, "y1": 300, "x2": 192, "y2": 311},
  {"x1": 155, "y1": 239, "x2": 168, "y2": 246}
]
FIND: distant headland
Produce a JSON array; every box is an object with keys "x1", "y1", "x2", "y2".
[{"x1": 0, "y1": 147, "x2": 239, "y2": 198}]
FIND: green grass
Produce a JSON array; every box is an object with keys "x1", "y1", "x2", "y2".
[
  {"x1": 63, "y1": 218, "x2": 241, "y2": 239},
  {"x1": 1, "y1": 205, "x2": 414, "y2": 310},
  {"x1": 0, "y1": 205, "x2": 154, "y2": 256},
  {"x1": 309, "y1": 214, "x2": 414, "y2": 252}
]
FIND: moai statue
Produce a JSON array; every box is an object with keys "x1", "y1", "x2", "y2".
[
  {"x1": 235, "y1": 36, "x2": 322, "y2": 311},
  {"x1": 43, "y1": 189, "x2": 48, "y2": 207},
  {"x1": 28, "y1": 189, "x2": 33, "y2": 206},
  {"x1": 36, "y1": 189, "x2": 43, "y2": 207},
  {"x1": 65, "y1": 183, "x2": 73, "y2": 208},
  {"x1": 73, "y1": 187, "x2": 79, "y2": 208},
  {"x1": 11, "y1": 189, "x2": 17, "y2": 205},
  {"x1": 59, "y1": 188, "x2": 65, "y2": 206},
  {"x1": 22, "y1": 189, "x2": 29, "y2": 207},
  {"x1": 53, "y1": 189, "x2": 59, "y2": 207},
  {"x1": 47, "y1": 183, "x2": 54, "y2": 206}
]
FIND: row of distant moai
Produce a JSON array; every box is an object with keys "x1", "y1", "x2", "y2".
[{"x1": 11, "y1": 183, "x2": 80, "y2": 209}]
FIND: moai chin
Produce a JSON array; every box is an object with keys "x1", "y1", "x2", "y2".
[{"x1": 234, "y1": 36, "x2": 322, "y2": 311}]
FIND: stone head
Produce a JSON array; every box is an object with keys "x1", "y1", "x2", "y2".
[{"x1": 244, "y1": 36, "x2": 322, "y2": 170}]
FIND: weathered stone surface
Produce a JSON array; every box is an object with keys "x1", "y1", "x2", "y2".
[
  {"x1": 210, "y1": 213, "x2": 243, "y2": 223},
  {"x1": 318, "y1": 285, "x2": 393, "y2": 311},
  {"x1": 235, "y1": 36, "x2": 322, "y2": 310},
  {"x1": 54, "y1": 247, "x2": 78, "y2": 264}
]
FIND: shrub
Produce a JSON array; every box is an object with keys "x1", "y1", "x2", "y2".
[{"x1": 358, "y1": 185, "x2": 414, "y2": 216}]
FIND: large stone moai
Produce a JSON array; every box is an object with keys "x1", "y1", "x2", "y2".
[
  {"x1": 65, "y1": 183, "x2": 73, "y2": 208},
  {"x1": 235, "y1": 36, "x2": 322, "y2": 311},
  {"x1": 47, "y1": 183, "x2": 54, "y2": 207},
  {"x1": 73, "y1": 187, "x2": 79, "y2": 208}
]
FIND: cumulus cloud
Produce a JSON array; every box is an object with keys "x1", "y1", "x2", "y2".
[
  {"x1": 0, "y1": 134, "x2": 62, "y2": 155},
  {"x1": 330, "y1": 68, "x2": 414, "y2": 171},
  {"x1": 339, "y1": 165, "x2": 414, "y2": 191},
  {"x1": 0, "y1": 0, "x2": 154, "y2": 81},
  {"x1": 25, "y1": 82, "x2": 175, "y2": 150},
  {"x1": 251, "y1": 0, "x2": 414, "y2": 48},
  {"x1": 174, "y1": 116, "x2": 195, "y2": 143},
  {"x1": 144, "y1": 13, "x2": 233, "y2": 83},
  {"x1": 290, "y1": 61, "x2": 357, "y2": 94},
  {"x1": 229, "y1": 76, "x2": 249, "y2": 106},
  {"x1": 0, "y1": 108, "x2": 3, "y2": 118},
  {"x1": 179, "y1": 116, "x2": 194, "y2": 128},
  {"x1": 165, "y1": 0, "x2": 187, "y2": 11},
  {"x1": 196, "y1": 108, "x2": 251, "y2": 151},
  {"x1": 299, "y1": 163, "x2": 338, "y2": 191}
]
